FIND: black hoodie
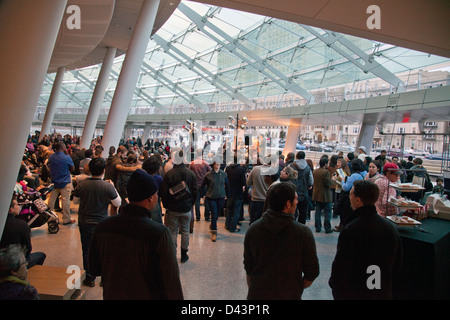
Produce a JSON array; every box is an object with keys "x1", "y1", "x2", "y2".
[{"x1": 244, "y1": 209, "x2": 320, "y2": 299}]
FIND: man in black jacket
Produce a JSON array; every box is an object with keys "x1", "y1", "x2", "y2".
[
  {"x1": 69, "y1": 144, "x2": 85, "y2": 176},
  {"x1": 160, "y1": 150, "x2": 198, "y2": 263},
  {"x1": 89, "y1": 169, "x2": 183, "y2": 300},
  {"x1": 225, "y1": 158, "x2": 246, "y2": 232},
  {"x1": 329, "y1": 180, "x2": 402, "y2": 300},
  {"x1": 244, "y1": 182, "x2": 320, "y2": 299}
]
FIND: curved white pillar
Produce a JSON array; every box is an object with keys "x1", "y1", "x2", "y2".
[
  {"x1": 283, "y1": 118, "x2": 303, "y2": 156},
  {"x1": 101, "y1": 0, "x2": 160, "y2": 151},
  {"x1": 39, "y1": 65, "x2": 66, "y2": 141},
  {"x1": 0, "y1": 0, "x2": 68, "y2": 238},
  {"x1": 80, "y1": 46, "x2": 117, "y2": 149},
  {"x1": 356, "y1": 113, "x2": 377, "y2": 154}
]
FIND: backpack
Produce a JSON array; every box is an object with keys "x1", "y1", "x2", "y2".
[
  {"x1": 168, "y1": 181, "x2": 191, "y2": 202},
  {"x1": 39, "y1": 160, "x2": 51, "y2": 184},
  {"x1": 290, "y1": 162, "x2": 311, "y2": 201}
]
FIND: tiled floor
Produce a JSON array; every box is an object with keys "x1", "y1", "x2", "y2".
[{"x1": 30, "y1": 203, "x2": 339, "y2": 300}]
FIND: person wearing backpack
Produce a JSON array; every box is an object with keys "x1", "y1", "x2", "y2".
[
  {"x1": 290, "y1": 151, "x2": 313, "y2": 224},
  {"x1": 160, "y1": 150, "x2": 198, "y2": 263}
]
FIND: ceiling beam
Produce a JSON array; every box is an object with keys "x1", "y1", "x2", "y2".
[
  {"x1": 141, "y1": 61, "x2": 208, "y2": 111},
  {"x1": 303, "y1": 25, "x2": 405, "y2": 92},
  {"x1": 152, "y1": 34, "x2": 256, "y2": 109},
  {"x1": 178, "y1": 1, "x2": 315, "y2": 103}
]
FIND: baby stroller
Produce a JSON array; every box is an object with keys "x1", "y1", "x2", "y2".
[{"x1": 16, "y1": 185, "x2": 59, "y2": 234}]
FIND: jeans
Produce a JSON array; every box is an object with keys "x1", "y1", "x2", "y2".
[
  {"x1": 296, "y1": 197, "x2": 308, "y2": 224},
  {"x1": 225, "y1": 197, "x2": 242, "y2": 231},
  {"x1": 315, "y1": 202, "x2": 332, "y2": 232},
  {"x1": 150, "y1": 200, "x2": 163, "y2": 223},
  {"x1": 193, "y1": 185, "x2": 206, "y2": 220},
  {"x1": 48, "y1": 182, "x2": 73, "y2": 224},
  {"x1": 166, "y1": 210, "x2": 191, "y2": 251},
  {"x1": 78, "y1": 223, "x2": 97, "y2": 281},
  {"x1": 204, "y1": 199, "x2": 211, "y2": 221},
  {"x1": 206, "y1": 198, "x2": 225, "y2": 231},
  {"x1": 249, "y1": 200, "x2": 265, "y2": 224},
  {"x1": 26, "y1": 252, "x2": 46, "y2": 269}
]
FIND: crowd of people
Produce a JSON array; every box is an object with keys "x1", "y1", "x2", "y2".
[{"x1": 1, "y1": 131, "x2": 445, "y2": 300}]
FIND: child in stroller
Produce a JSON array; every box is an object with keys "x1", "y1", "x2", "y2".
[{"x1": 16, "y1": 185, "x2": 59, "y2": 234}]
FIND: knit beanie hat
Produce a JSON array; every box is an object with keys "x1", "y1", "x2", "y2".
[{"x1": 127, "y1": 169, "x2": 158, "y2": 202}]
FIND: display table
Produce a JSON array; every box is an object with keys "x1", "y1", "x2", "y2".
[
  {"x1": 27, "y1": 265, "x2": 86, "y2": 300},
  {"x1": 393, "y1": 217, "x2": 450, "y2": 300}
]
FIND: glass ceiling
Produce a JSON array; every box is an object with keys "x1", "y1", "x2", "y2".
[{"x1": 38, "y1": 0, "x2": 450, "y2": 117}]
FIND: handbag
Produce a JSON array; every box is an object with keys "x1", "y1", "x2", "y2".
[{"x1": 169, "y1": 181, "x2": 191, "y2": 202}]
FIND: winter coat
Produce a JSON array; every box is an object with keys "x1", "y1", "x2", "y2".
[{"x1": 244, "y1": 209, "x2": 319, "y2": 299}]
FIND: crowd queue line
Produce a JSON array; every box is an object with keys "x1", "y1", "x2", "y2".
[{"x1": 1, "y1": 132, "x2": 445, "y2": 300}]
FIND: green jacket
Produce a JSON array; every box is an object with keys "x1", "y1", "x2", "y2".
[{"x1": 202, "y1": 169, "x2": 229, "y2": 199}]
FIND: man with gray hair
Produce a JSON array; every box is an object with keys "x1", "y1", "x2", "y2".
[{"x1": 0, "y1": 244, "x2": 39, "y2": 300}]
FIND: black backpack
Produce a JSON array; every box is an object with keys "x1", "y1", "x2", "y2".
[
  {"x1": 290, "y1": 163, "x2": 310, "y2": 201},
  {"x1": 39, "y1": 161, "x2": 51, "y2": 184}
]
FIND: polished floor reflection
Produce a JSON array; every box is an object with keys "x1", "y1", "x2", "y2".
[{"x1": 30, "y1": 203, "x2": 339, "y2": 300}]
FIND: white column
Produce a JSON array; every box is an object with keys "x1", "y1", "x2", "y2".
[
  {"x1": 143, "y1": 123, "x2": 152, "y2": 142},
  {"x1": 101, "y1": 0, "x2": 160, "y2": 151},
  {"x1": 124, "y1": 126, "x2": 133, "y2": 140},
  {"x1": 283, "y1": 118, "x2": 302, "y2": 156},
  {"x1": 39, "y1": 65, "x2": 66, "y2": 141},
  {"x1": 356, "y1": 113, "x2": 377, "y2": 154},
  {"x1": 0, "y1": 0, "x2": 67, "y2": 238},
  {"x1": 80, "y1": 46, "x2": 117, "y2": 149}
]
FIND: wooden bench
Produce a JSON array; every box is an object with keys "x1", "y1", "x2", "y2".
[{"x1": 27, "y1": 265, "x2": 86, "y2": 300}]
